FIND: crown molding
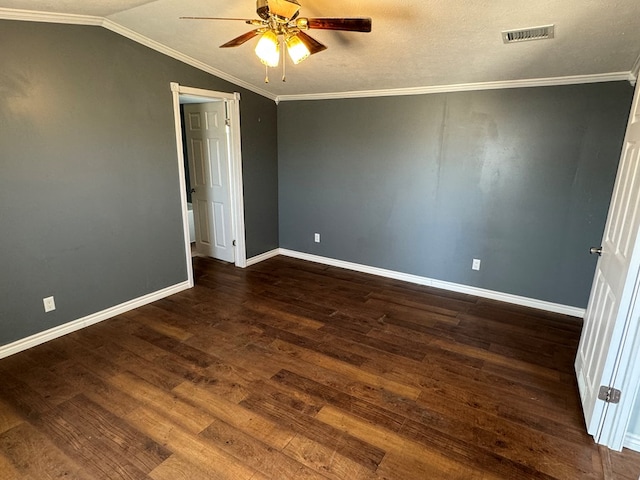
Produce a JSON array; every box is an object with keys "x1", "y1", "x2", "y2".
[
  {"x1": 0, "y1": 9, "x2": 633, "y2": 104},
  {"x1": 630, "y1": 53, "x2": 640, "y2": 86},
  {"x1": 100, "y1": 19, "x2": 276, "y2": 101},
  {"x1": 0, "y1": 8, "x2": 277, "y2": 102},
  {"x1": 275, "y1": 72, "x2": 633, "y2": 102},
  {"x1": 0, "y1": 7, "x2": 102, "y2": 25}
]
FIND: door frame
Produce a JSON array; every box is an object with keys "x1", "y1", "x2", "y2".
[
  {"x1": 596, "y1": 229, "x2": 640, "y2": 450},
  {"x1": 603, "y1": 273, "x2": 640, "y2": 450},
  {"x1": 171, "y1": 82, "x2": 247, "y2": 288}
]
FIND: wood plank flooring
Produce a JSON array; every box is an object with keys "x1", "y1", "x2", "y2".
[{"x1": 1, "y1": 255, "x2": 639, "y2": 479}]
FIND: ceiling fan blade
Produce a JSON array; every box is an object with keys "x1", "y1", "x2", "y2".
[
  {"x1": 268, "y1": 0, "x2": 301, "y2": 19},
  {"x1": 220, "y1": 29, "x2": 262, "y2": 48},
  {"x1": 296, "y1": 31, "x2": 327, "y2": 55},
  {"x1": 180, "y1": 17, "x2": 253, "y2": 21},
  {"x1": 181, "y1": 17, "x2": 265, "y2": 27},
  {"x1": 306, "y1": 17, "x2": 372, "y2": 32}
]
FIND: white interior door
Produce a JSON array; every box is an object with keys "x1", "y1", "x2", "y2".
[
  {"x1": 184, "y1": 101, "x2": 235, "y2": 263},
  {"x1": 575, "y1": 83, "x2": 640, "y2": 449}
]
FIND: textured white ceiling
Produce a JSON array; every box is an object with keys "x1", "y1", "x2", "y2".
[{"x1": 1, "y1": 0, "x2": 639, "y2": 99}]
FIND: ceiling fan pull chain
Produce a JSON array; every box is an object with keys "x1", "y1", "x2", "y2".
[
  {"x1": 282, "y1": 39, "x2": 287, "y2": 82},
  {"x1": 265, "y1": 63, "x2": 269, "y2": 83}
]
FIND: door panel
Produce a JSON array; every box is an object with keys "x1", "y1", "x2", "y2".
[
  {"x1": 213, "y1": 201, "x2": 228, "y2": 248},
  {"x1": 196, "y1": 199, "x2": 211, "y2": 245},
  {"x1": 187, "y1": 111, "x2": 201, "y2": 130},
  {"x1": 208, "y1": 139, "x2": 223, "y2": 187},
  {"x1": 206, "y1": 110, "x2": 220, "y2": 129},
  {"x1": 576, "y1": 84, "x2": 640, "y2": 446},
  {"x1": 191, "y1": 139, "x2": 207, "y2": 190},
  {"x1": 184, "y1": 102, "x2": 235, "y2": 262}
]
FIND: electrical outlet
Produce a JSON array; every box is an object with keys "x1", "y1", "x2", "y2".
[
  {"x1": 314, "y1": 233, "x2": 320, "y2": 243},
  {"x1": 472, "y1": 259, "x2": 481, "y2": 271},
  {"x1": 43, "y1": 296, "x2": 56, "y2": 313}
]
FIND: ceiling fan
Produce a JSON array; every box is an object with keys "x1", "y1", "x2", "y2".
[{"x1": 181, "y1": 0, "x2": 372, "y2": 82}]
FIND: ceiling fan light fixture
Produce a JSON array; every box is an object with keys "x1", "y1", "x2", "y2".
[
  {"x1": 255, "y1": 30, "x2": 280, "y2": 67},
  {"x1": 285, "y1": 34, "x2": 310, "y2": 64},
  {"x1": 182, "y1": 0, "x2": 372, "y2": 81}
]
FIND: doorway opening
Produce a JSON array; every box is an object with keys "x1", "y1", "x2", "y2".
[{"x1": 171, "y1": 83, "x2": 247, "y2": 288}]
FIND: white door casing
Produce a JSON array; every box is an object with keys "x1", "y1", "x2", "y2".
[
  {"x1": 170, "y1": 82, "x2": 247, "y2": 288},
  {"x1": 575, "y1": 83, "x2": 640, "y2": 450},
  {"x1": 184, "y1": 101, "x2": 235, "y2": 262}
]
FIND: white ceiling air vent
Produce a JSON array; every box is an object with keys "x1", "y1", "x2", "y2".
[{"x1": 502, "y1": 25, "x2": 555, "y2": 44}]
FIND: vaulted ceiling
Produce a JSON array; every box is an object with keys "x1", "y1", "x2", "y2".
[{"x1": 1, "y1": 0, "x2": 639, "y2": 101}]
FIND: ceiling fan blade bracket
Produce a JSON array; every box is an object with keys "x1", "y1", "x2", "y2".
[{"x1": 294, "y1": 17, "x2": 309, "y2": 30}]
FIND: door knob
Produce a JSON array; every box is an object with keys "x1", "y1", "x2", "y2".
[
  {"x1": 190, "y1": 188, "x2": 196, "y2": 194},
  {"x1": 590, "y1": 246, "x2": 603, "y2": 256}
]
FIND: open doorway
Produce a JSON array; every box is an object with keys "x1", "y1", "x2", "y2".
[{"x1": 170, "y1": 83, "x2": 247, "y2": 288}]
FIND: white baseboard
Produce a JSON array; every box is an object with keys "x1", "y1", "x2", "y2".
[
  {"x1": 0, "y1": 281, "x2": 192, "y2": 359},
  {"x1": 277, "y1": 249, "x2": 586, "y2": 318},
  {"x1": 246, "y1": 248, "x2": 280, "y2": 267},
  {"x1": 625, "y1": 432, "x2": 640, "y2": 453},
  {"x1": 0, "y1": 250, "x2": 586, "y2": 359}
]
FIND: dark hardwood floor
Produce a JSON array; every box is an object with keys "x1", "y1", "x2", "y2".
[{"x1": 1, "y1": 255, "x2": 639, "y2": 479}]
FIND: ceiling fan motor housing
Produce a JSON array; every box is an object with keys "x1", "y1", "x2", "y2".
[
  {"x1": 256, "y1": 0, "x2": 270, "y2": 20},
  {"x1": 256, "y1": 0, "x2": 301, "y2": 21}
]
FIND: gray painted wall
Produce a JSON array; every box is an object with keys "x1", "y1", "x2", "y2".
[
  {"x1": 240, "y1": 91, "x2": 280, "y2": 257},
  {"x1": 0, "y1": 20, "x2": 278, "y2": 345},
  {"x1": 278, "y1": 83, "x2": 633, "y2": 308}
]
